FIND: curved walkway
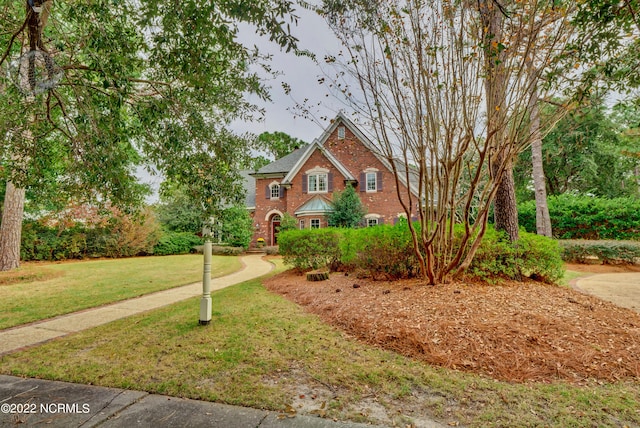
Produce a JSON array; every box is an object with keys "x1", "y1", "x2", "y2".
[
  {"x1": 0, "y1": 255, "x2": 405, "y2": 427},
  {"x1": 0, "y1": 254, "x2": 273, "y2": 356},
  {"x1": 574, "y1": 272, "x2": 640, "y2": 314}
]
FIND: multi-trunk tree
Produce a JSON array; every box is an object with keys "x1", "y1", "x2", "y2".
[
  {"x1": 0, "y1": 0, "x2": 301, "y2": 270},
  {"x1": 321, "y1": 0, "x2": 577, "y2": 284}
]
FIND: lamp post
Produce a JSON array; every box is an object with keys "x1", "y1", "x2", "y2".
[{"x1": 199, "y1": 224, "x2": 212, "y2": 325}]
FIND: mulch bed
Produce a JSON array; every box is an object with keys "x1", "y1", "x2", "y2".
[{"x1": 264, "y1": 268, "x2": 640, "y2": 384}]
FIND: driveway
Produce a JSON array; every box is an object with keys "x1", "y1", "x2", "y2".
[{"x1": 574, "y1": 273, "x2": 640, "y2": 313}]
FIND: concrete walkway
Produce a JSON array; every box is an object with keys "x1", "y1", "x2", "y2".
[
  {"x1": 0, "y1": 254, "x2": 273, "y2": 355},
  {"x1": 575, "y1": 272, "x2": 640, "y2": 313},
  {"x1": 0, "y1": 255, "x2": 430, "y2": 428}
]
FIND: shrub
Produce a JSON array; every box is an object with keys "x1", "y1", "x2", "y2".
[
  {"x1": 559, "y1": 240, "x2": 640, "y2": 264},
  {"x1": 264, "y1": 245, "x2": 279, "y2": 255},
  {"x1": 468, "y1": 228, "x2": 564, "y2": 284},
  {"x1": 340, "y1": 223, "x2": 419, "y2": 279},
  {"x1": 219, "y1": 205, "x2": 253, "y2": 249},
  {"x1": 21, "y1": 207, "x2": 161, "y2": 261},
  {"x1": 278, "y1": 229, "x2": 342, "y2": 271},
  {"x1": 519, "y1": 195, "x2": 640, "y2": 240},
  {"x1": 153, "y1": 231, "x2": 203, "y2": 256}
]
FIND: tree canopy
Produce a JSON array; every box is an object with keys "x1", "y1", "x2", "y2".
[{"x1": 0, "y1": 0, "x2": 301, "y2": 213}]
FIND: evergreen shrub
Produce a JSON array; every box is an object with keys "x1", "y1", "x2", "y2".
[
  {"x1": 278, "y1": 229, "x2": 342, "y2": 271},
  {"x1": 468, "y1": 228, "x2": 564, "y2": 284},
  {"x1": 153, "y1": 232, "x2": 203, "y2": 256},
  {"x1": 519, "y1": 195, "x2": 640, "y2": 240},
  {"x1": 560, "y1": 240, "x2": 640, "y2": 264}
]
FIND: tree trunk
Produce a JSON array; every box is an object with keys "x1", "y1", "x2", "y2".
[
  {"x1": 493, "y1": 160, "x2": 520, "y2": 242},
  {"x1": 479, "y1": 0, "x2": 520, "y2": 242},
  {"x1": 528, "y1": 78, "x2": 553, "y2": 237},
  {"x1": 0, "y1": 181, "x2": 26, "y2": 271}
]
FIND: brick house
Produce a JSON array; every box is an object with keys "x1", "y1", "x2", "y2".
[{"x1": 249, "y1": 113, "x2": 417, "y2": 246}]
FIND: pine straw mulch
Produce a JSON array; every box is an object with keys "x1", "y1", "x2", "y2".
[{"x1": 263, "y1": 266, "x2": 640, "y2": 385}]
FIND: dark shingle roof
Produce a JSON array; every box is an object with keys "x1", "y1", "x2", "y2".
[
  {"x1": 254, "y1": 144, "x2": 309, "y2": 175},
  {"x1": 238, "y1": 170, "x2": 256, "y2": 208}
]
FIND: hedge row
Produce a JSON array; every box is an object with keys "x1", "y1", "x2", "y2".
[
  {"x1": 559, "y1": 240, "x2": 640, "y2": 264},
  {"x1": 20, "y1": 220, "x2": 202, "y2": 261},
  {"x1": 278, "y1": 223, "x2": 564, "y2": 284},
  {"x1": 518, "y1": 195, "x2": 640, "y2": 240}
]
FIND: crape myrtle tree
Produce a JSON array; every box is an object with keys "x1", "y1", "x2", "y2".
[
  {"x1": 320, "y1": 0, "x2": 577, "y2": 284},
  {"x1": 0, "y1": 0, "x2": 301, "y2": 270}
]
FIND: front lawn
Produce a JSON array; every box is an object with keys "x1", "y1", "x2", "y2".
[
  {"x1": 0, "y1": 255, "x2": 241, "y2": 330},
  {"x1": 1, "y1": 262, "x2": 638, "y2": 427}
]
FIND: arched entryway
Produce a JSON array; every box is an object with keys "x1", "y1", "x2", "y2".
[{"x1": 270, "y1": 214, "x2": 281, "y2": 246}]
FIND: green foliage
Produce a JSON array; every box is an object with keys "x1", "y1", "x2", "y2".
[
  {"x1": 339, "y1": 224, "x2": 419, "y2": 279},
  {"x1": 211, "y1": 245, "x2": 244, "y2": 256},
  {"x1": 559, "y1": 240, "x2": 640, "y2": 264},
  {"x1": 515, "y1": 100, "x2": 640, "y2": 200},
  {"x1": 250, "y1": 131, "x2": 306, "y2": 169},
  {"x1": 468, "y1": 228, "x2": 565, "y2": 284},
  {"x1": 155, "y1": 183, "x2": 205, "y2": 233},
  {"x1": 21, "y1": 208, "x2": 161, "y2": 261},
  {"x1": 279, "y1": 223, "x2": 564, "y2": 284},
  {"x1": 153, "y1": 232, "x2": 203, "y2": 256},
  {"x1": 277, "y1": 213, "x2": 298, "y2": 233},
  {"x1": 219, "y1": 205, "x2": 253, "y2": 249},
  {"x1": 518, "y1": 195, "x2": 640, "y2": 240},
  {"x1": 278, "y1": 229, "x2": 342, "y2": 271},
  {"x1": 327, "y1": 185, "x2": 366, "y2": 228}
]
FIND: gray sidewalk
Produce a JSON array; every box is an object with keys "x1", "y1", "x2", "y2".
[
  {"x1": 0, "y1": 255, "x2": 273, "y2": 355},
  {"x1": 0, "y1": 375, "x2": 383, "y2": 427}
]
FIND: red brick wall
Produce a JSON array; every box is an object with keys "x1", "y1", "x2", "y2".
[{"x1": 250, "y1": 120, "x2": 414, "y2": 246}]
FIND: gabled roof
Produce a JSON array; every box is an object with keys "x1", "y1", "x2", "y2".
[
  {"x1": 294, "y1": 195, "x2": 334, "y2": 216},
  {"x1": 252, "y1": 144, "x2": 309, "y2": 176},
  {"x1": 319, "y1": 113, "x2": 419, "y2": 195},
  {"x1": 281, "y1": 140, "x2": 355, "y2": 185},
  {"x1": 250, "y1": 113, "x2": 418, "y2": 195}
]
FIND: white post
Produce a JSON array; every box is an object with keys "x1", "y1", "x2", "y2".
[{"x1": 199, "y1": 234, "x2": 212, "y2": 325}]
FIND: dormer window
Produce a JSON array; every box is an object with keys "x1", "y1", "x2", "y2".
[{"x1": 337, "y1": 126, "x2": 345, "y2": 140}]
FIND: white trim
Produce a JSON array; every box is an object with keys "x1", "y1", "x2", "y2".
[
  {"x1": 281, "y1": 140, "x2": 355, "y2": 185},
  {"x1": 269, "y1": 181, "x2": 280, "y2": 200},
  {"x1": 264, "y1": 209, "x2": 284, "y2": 221}
]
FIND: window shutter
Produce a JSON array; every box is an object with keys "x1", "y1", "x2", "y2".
[
  {"x1": 328, "y1": 173, "x2": 334, "y2": 192},
  {"x1": 302, "y1": 174, "x2": 307, "y2": 194},
  {"x1": 279, "y1": 186, "x2": 285, "y2": 198},
  {"x1": 265, "y1": 185, "x2": 270, "y2": 200},
  {"x1": 359, "y1": 173, "x2": 366, "y2": 192},
  {"x1": 378, "y1": 217, "x2": 385, "y2": 225},
  {"x1": 377, "y1": 171, "x2": 383, "y2": 191}
]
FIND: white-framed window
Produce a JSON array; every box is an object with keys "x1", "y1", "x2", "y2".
[
  {"x1": 311, "y1": 218, "x2": 321, "y2": 229},
  {"x1": 338, "y1": 126, "x2": 345, "y2": 139},
  {"x1": 308, "y1": 173, "x2": 328, "y2": 193},
  {"x1": 271, "y1": 184, "x2": 280, "y2": 199},
  {"x1": 367, "y1": 218, "x2": 379, "y2": 227},
  {"x1": 366, "y1": 172, "x2": 377, "y2": 192},
  {"x1": 299, "y1": 219, "x2": 305, "y2": 229}
]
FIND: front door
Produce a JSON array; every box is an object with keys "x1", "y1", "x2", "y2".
[{"x1": 271, "y1": 215, "x2": 281, "y2": 246}]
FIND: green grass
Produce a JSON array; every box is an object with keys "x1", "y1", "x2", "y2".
[
  {"x1": 1, "y1": 264, "x2": 638, "y2": 427},
  {"x1": 562, "y1": 269, "x2": 591, "y2": 286},
  {"x1": 0, "y1": 255, "x2": 241, "y2": 330}
]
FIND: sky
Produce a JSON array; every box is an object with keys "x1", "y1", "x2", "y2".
[{"x1": 232, "y1": 4, "x2": 346, "y2": 143}]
